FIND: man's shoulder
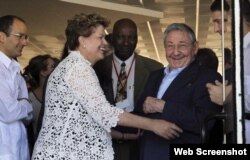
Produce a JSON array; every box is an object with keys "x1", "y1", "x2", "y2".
[
  {"x1": 136, "y1": 54, "x2": 163, "y2": 67},
  {"x1": 190, "y1": 61, "x2": 222, "y2": 80},
  {"x1": 93, "y1": 55, "x2": 112, "y2": 70}
]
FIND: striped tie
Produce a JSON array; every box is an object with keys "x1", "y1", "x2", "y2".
[{"x1": 115, "y1": 62, "x2": 127, "y2": 102}]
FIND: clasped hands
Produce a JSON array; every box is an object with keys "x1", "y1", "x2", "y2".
[
  {"x1": 143, "y1": 96, "x2": 183, "y2": 139},
  {"x1": 143, "y1": 96, "x2": 165, "y2": 114}
]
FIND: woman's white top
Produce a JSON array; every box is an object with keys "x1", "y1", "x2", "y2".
[{"x1": 32, "y1": 51, "x2": 123, "y2": 160}]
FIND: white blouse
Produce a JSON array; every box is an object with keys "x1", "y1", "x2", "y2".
[
  {"x1": 244, "y1": 32, "x2": 250, "y2": 113},
  {"x1": 32, "y1": 51, "x2": 123, "y2": 160}
]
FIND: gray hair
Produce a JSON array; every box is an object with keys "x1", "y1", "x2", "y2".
[{"x1": 163, "y1": 23, "x2": 196, "y2": 48}]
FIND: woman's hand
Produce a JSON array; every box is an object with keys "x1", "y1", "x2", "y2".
[{"x1": 152, "y1": 119, "x2": 183, "y2": 140}]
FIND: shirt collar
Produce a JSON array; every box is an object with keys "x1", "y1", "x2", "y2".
[
  {"x1": 0, "y1": 51, "x2": 20, "y2": 71},
  {"x1": 164, "y1": 65, "x2": 185, "y2": 76},
  {"x1": 113, "y1": 53, "x2": 135, "y2": 66},
  {"x1": 164, "y1": 57, "x2": 195, "y2": 75}
]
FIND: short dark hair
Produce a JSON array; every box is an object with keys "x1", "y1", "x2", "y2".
[
  {"x1": 112, "y1": 18, "x2": 137, "y2": 36},
  {"x1": 210, "y1": 0, "x2": 230, "y2": 12},
  {"x1": 196, "y1": 48, "x2": 219, "y2": 71},
  {"x1": 23, "y1": 54, "x2": 53, "y2": 89},
  {"x1": 0, "y1": 15, "x2": 25, "y2": 36},
  {"x1": 61, "y1": 13, "x2": 110, "y2": 60},
  {"x1": 224, "y1": 48, "x2": 232, "y2": 65},
  {"x1": 243, "y1": 0, "x2": 250, "y2": 23}
]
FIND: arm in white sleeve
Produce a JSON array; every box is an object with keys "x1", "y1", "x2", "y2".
[
  {"x1": 65, "y1": 63, "x2": 123, "y2": 132},
  {"x1": 0, "y1": 73, "x2": 33, "y2": 123}
]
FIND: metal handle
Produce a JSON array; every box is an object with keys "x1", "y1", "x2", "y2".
[{"x1": 201, "y1": 113, "x2": 227, "y2": 143}]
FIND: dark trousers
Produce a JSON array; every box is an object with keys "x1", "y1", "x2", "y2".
[{"x1": 113, "y1": 139, "x2": 139, "y2": 160}]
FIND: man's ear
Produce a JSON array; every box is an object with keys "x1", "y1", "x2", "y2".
[
  {"x1": 193, "y1": 41, "x2": 199, "y2": 55},
  {"x1": 0, "y1": 31, "x2": 7, "y2": 43}
]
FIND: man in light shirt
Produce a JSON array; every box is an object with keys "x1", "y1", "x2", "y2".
[
  {"x1": 0, "y1": 15, "x2": 33, "y2": 160},
  {"x1": 242, "y1": 0, "x2": 250, "y2": 144}
]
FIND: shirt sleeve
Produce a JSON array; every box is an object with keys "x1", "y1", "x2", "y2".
[
  {"x1": 65, "y1": 63, "x2": 123, "y2": 132},
  {"x1": 0, "y1": 70, "x2": 33, "y2": 123}
]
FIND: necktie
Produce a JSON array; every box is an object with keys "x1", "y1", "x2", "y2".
[{"x1": 115, "y1": 62, "x2": 127, "y2": 102}]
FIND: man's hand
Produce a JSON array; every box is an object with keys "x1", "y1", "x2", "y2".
[{"x1": 206, "y1": 80, "x2": 232, "y2": 105}]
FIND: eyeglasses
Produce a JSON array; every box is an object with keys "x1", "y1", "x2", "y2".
[{"x1": 10, "y1": 33, "x2": 29, "y2": 41}]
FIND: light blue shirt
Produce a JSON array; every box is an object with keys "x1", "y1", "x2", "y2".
[
  {"x1": 157, "y1": 66, "x2": 185, "y2": 99},
  {"x1": 244, "y1": 32, "x2": 250, "y2": 113},
  {"x1": 244, "y1": 31, "x2": 250, "y2": 144}
]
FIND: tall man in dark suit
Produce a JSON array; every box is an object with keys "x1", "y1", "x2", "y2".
[
  {"x1": 137, "y1": 23, "x2": 222, "y2": 160},
  {"x1": 94, "y1": 18, "x2": 163, "y2": 160}
]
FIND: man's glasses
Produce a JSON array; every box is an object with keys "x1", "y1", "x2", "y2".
[{"x1": 10, "y1": 33, "x2": 29, "y2": 41}]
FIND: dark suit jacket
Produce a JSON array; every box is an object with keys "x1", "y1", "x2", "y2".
[
  {"x1": 137, "y1": 60, "x2": 222, "y2": 160},
  {"x1": 93, "y1": 54, "x2": 163, "y2": 133}
]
